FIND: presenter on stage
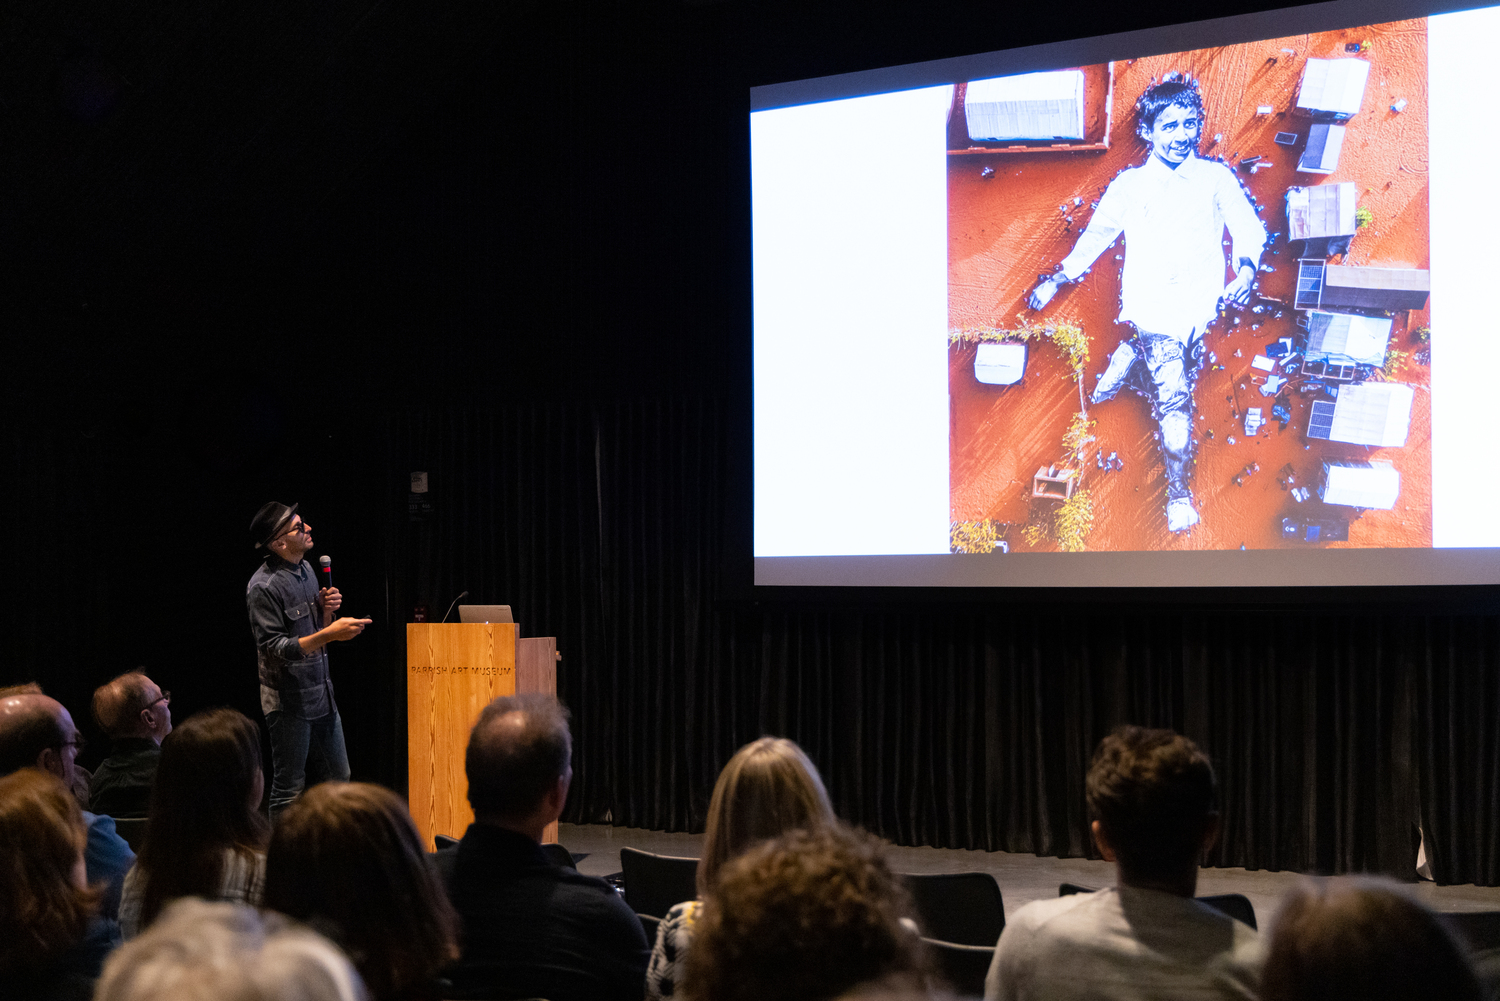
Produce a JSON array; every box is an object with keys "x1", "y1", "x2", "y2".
[
  {"x1": 1027, "y1": 73, "x2": 1266, "y2": 534},
  {"x1": 246, "y1": 502, "x2": 370, "y2": 818}
]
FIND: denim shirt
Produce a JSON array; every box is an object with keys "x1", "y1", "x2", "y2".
[{"x1": 246, "y1": 555, "x2": 335, "y2": 718}]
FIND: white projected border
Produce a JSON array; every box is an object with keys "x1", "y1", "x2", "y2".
[
  {"x1": 752, "y1": 0, "x2": 1500, "y2": 584},
  {"x1": 752, "y1": 86, "x2": 953, "y2": 558},
  {"x1": 1430, "y1": 6, "x2": 1500, "y2": 548}
]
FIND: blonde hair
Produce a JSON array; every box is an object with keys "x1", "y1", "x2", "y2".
[{"x1": 698, "y1": 737, "x2": 833, "y2": 896}]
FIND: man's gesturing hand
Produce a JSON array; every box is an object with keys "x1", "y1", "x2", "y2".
[
  {"x1": 1028, "y1": 275, "x2": 1064, "y2": 310},
  {"x1": 1221, "y1": 264, "x2": 1256, "y2": 306},
  {"x1": 327, "y1": 617, "x2": 371, "y2": 642}
]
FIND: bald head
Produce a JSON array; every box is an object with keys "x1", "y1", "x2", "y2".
[
  {"x1": 0, "y1": 690, "x2": 77, "y2": 782},
  {"x1": 93, "y1": 671, "x2": 171, "y2": 743},
  {"x1": 465, "y1": 694, "x2": 572, "y2": 827}
]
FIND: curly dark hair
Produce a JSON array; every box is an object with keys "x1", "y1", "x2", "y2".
[
  {"x1": 1085, "y1": 725, "x2": 1216, "y2": 879},
  {"x1": 1135, "y1": 72, "x2": 1204, "y2": 140},
  {"x1": 1261, "y1": 877, "x2": 1483, "y2": 1001},
  {"x1": 682, "y1": 823, "x2": 924, "y2": 1001}
]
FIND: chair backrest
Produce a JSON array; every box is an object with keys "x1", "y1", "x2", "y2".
[
  {"x1": 901, "y1": 872, "x2": 1005, "y2": 947},
  {"x1": 638, "y1": 912, "x2": 662, "y2": 944},
  {"x1": 921, "y1": 937, "x2": 995, "y2": 997},
  {"x1": 619, "y1": 847, "x2": 700, "y2": 919},
  {"x1": 112, "y1": 816, "x2": 149, "y2": 853},
  {"x1": 1445, "y1": 910, "x2": 1500, "y2": 953},
  {"x1": 1197, "y1": 893, "x2": 1257, "y2": 930},
  {"x1": 1058, "y1": 882, "x2": 1257, "y2": 930},
  {"x1": 434, "y1": 834, "x2": 460, "y2": 850}
]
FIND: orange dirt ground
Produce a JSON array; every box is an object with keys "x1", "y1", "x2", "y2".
[{"x1": 948, "y1": 19, "x2": 1431, "y2": 553}]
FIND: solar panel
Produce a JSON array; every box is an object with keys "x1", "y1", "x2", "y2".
[
  {"x1": 1295, "y1": 260, "x2": 1325, "y2": 310},
  {"x1": 1307, "y1": 400, "x2": 1336, "y2": 440}
]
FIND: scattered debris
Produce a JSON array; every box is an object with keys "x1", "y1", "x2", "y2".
[
  {"x1": 980, "y1": 165, "x2": 995, "y2": 179},
  {"x1": 1256, "y1": 105, "x2": 1275, "y2": 115},
  {"x1": 1275, "y1": 132, "x2": 1300, "y2": 146},
  {"x1": 1391, "y1": 97, "x2": 1408, "y2": 113},
  {"x1": 1244, "y1": 409, "x2": 1264, "y2": 437}
]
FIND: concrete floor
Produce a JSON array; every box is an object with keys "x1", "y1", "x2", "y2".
[{"x1": 558, "y1": 823, "x2": 1500, "y2": 926}]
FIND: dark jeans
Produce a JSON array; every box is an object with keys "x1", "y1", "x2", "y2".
[
  {"x1": 1138, "y1": 331, "x2": 1198, "y2": 503},
  {"x1": 266, "y1": 709, "x2": 350, "y2": 818}
]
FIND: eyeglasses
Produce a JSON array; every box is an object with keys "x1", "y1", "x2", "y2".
[
  {"x1": 56, "y1": 734, "x2": 87, "y2": 753},
  {"x1": 146, "y1": 691, "x2": 171, "y2": 710},
  {"x1": 279, "y1": 519, "x2": 311, "y2": 539}
]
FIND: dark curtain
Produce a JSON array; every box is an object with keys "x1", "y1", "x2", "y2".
[{"x1": 387, "y1": 399, "x2": 1496, "y2": 884}]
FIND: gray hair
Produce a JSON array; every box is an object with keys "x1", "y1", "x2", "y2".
[{"x1": 95, "y1": 898, "x2": 368, "y2": 1001}]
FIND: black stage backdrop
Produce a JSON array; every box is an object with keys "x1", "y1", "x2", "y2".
[
  {"x1": 4, "y1": 0, "x2": 1499, "y2": 894},
  {"x1": 385, "y1": 399, "x2": 1500, "y2": 886}
]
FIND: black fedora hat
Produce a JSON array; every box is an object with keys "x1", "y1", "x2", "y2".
[{"x1": 250, "y1": 501, "x2": 298, "y2": 549}]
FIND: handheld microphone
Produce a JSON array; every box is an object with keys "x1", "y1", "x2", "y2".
[
  {"x1": 319, "y1": 555, "x2": 333, "y2": 590},
  {"x1": 441, "y1": 590, "x2": 469, "y2": 623}
]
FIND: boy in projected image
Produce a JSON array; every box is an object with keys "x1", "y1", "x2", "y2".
[{"x1": 1027, "y1": 74, "x2": 1266, "y2": 534}]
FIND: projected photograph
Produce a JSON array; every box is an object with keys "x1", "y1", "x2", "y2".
[{"x1": 947, "y1": 20, "x2": 1431, "y2": 554}]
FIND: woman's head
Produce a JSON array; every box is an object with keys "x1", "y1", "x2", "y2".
[
  {"x1": 264, "y1": 782, "x2": 458, "y2": 1001},
  {"x1": 137, "y1": 707, "x2": 269, "y2": 926},
  {"x1": 699, "y1": 737, "x2": 834, "y2": 895},
  {"x1": 1261, "y1": 877, "x2": 1483, "y2": 1001},
  {"x1": 684, "y1": 823, "x2": 923, "y2": 1001},
  {"x1": 0, "y1": 768, "x2": 99, "y2": 975}
]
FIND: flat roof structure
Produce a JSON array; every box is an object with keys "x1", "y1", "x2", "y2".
[
  {"x1": 1297, "y1": 57, "x2": 1370, "y2": 120},
  {"x1": 974, "y1": 341, "x2": 1027, "y2": 385},
  {"x1": 1306, "y1": 382, "x2": 1414, "y2": 447},
  {"x1": 1305, "y1": 310, "x2": 1393, "y2": 367},
  {"x1": 1287, "y1": 183, "x2": 1358, "y2": 242},
  {"x1": 965, "y1": 70, "x2": 1086, "y2": 141},
  {"x1": 1321, "y1": 263, "x2": 1431, "y2": 311},
  {"x1": 1297, "y1": 123, "x2": 1346, "y2": 173},
  {"x1": 1320, "y1": 460, "x2": 1400, "y2": 509}
]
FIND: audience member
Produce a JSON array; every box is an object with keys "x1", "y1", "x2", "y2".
[
  {"x1": 647, "y1": 735, "x2": 835, "y2": 1000},
  {"x1": 264, "y1": 781, "x2": 460, "y2": 1001},
  {"x1": 1260, "y1": 876, "x2": 1483, "y2": 1001},
  {"x1": 435, "y1": 693, "x2": 649, "y2": 1001},
  {"x1": 0, "y1": 683, "x2": 135, "y2": 919},
  {"x1": 119, "y1": 707, "x2": 270, "y2": 937},
  {"x1": 681, "y1": 822, "x2": 924, "y2": 1001},
  {"x1": 0, "y1": 768, "x2": 121, "y2": 1001},
  {"x1": 89, "y1": 670, "x2": 172, "y2": 818},
  {"x1": 0, "y1": 681, "x2": 97, "y2": 808},
  {"x1": 985, "y1": 725, "x2": 1261, "y2": 1001},
  {"x1": 95, "y1": 898, "x2": 368, "y2": 1001}
]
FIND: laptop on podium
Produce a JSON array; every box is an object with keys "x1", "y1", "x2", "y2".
[{"x1": 458, "y1": 604, "x2": 513, "y2": 624}]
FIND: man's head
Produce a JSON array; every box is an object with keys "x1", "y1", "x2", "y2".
[
  {"x1": 1261, "y1": 877, "x2": 1483, "y2": 1001},
  {"x1": 96, "y1": 899, "x2": 369, "y2": 1001},
  {"x1": 251, "y1": 502, "x2": 314, "y2": 561},
  {"x1": 92, "y1": 671, "x2": 172, "y2": 744},
  {"x1": 464, "y1": 694, "x2": 572, "y2": 834},
  {"x1": 0, "y1": 687, "x2": 83, "y2": 787},
  {"x1": 1136, "y1": 73, "x2": 1204, "y2": 167},
  {"x1": 1085, "y1": 725, "x2": 1217, "y2": 885}
]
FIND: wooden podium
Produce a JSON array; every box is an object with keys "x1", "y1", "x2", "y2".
[{"x1": 406, "y1": 622, "x2": 558, "y2": 850}]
